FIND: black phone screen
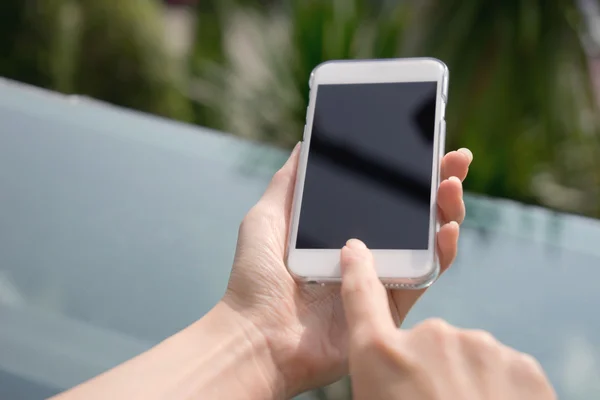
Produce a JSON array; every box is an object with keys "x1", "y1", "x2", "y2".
[{"x1": 296, "y1": 81, "x2": 438, "y2": 250}]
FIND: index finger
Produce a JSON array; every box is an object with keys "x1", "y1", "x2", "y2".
[{"x1": 340, "y1": 239, "x2": 395, "y2": 335}]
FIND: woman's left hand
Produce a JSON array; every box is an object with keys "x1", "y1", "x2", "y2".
[{"x1": 223, "y1": 144, "x2": 473, "y2": 397}]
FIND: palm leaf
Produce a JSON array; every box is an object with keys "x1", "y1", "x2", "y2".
[
  {"x1": 190, "y1": 0, "x2": 409, "y2": 148},
  {"x1": 72, "y1": 0, "x2": 192, "y2": 121},
  {"x1": 188, "y1": 0, "x2": 600, "y2": 216},
  {"x1": 407, "y1": 0, "x2": 600, "y2": 215}
]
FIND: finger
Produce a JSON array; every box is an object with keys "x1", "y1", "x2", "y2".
[
  {"x1": 437, "y1": 176, "x2": 465, "y2": 224},
  {"x1": 389, "y1": 221, "x2": 460, "y2": 326},
  {"x1": 260, "y1": 142, "x2": 301, "y2": 211},
  {"x1": 340, "y1": 239, "x2": 395, "y2": 334},
  {"x1": 437, "y1": 221, "x2": 460, "y2": 270},
  {"x1": 441, "y1": 148, "x2": 472, "y2": 181}
]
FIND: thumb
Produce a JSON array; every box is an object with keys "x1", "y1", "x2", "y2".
[
  {"x1": 260, "y1": 142, "x2": 301, "y2": 208},
  {"x1": 340, "y1": 239, "x2": 395, "y2": 335}
]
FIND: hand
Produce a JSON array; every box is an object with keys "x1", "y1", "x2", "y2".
[
  {"x1": 222, "y1": 143, "x2": 473, "y2": 397},
  {"x1": 339, "y1": 239, "x2": 557, "y2": 400}
]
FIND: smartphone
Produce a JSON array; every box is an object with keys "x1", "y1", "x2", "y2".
[{"x1": 286, "y1": 58, "x2": 449, "y2": 289}]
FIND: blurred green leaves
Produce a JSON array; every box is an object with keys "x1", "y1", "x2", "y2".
[
  {"x1": 0, "y1": 0, "x2": 65, "y2": 88},
  {"x1": 189, "y1": 0, "x2": 410, "y2": 148},
  {"x1": 408, "y1": 0, "x2": 600, "y2": 215},
  {"x1": 73, "y1": 0, "x2": 192, "y2": 120},
  {"x1": 190, "y1": 0, "x2": 600, "y2": 217},
  {"x1": 0, "y1": 0, "x2": 191, "y2": 121},
  {"x1": 1, "y1": 0, "x2": 599, "y2": 217}
]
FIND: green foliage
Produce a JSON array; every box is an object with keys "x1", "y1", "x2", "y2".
[
  {"x1": 0, "y1": 0, "x2": 66, "y2": 88},
  {"x1": 189, "y1": 0, "x2": 600, "y2": 217},
  {"x1": 0, "y1": 0, "x2": 191, "y2": 122},
  {"x1": 72, "y1": 0, "x2": 192, "y2": 121},
  {"x1": 189, "y1": 0, "x2": 229, "y2": 126},
  {"x1": 190, "y1": 0, "x2": 409, "y2": 147},
  {"x1": 408, "y1": 0, "x2": 600, "y2": 215}
]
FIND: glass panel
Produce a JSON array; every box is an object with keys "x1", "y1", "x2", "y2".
[
  {"x1": 0, "y1": 80, "x2": 598, "y2": 399},
  {"x1": 406, "y1": 196, "x2": 600, "y2": 400}
]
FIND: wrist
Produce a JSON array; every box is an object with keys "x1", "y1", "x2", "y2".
[
  {"x1": 186, "y1": 301, "x2": 287, "y2": 399},
  {"x1": 51, "y1": 301, "x2": 287, "y2": 400},
  {"x1": 222, "y1": 293, "x2": 315, "y2": 397}
]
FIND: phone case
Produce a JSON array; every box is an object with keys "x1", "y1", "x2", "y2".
[{"x1": 288, "y1": 58, "x2": 449, "y2": 289}]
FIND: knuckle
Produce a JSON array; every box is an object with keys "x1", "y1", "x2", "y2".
[
  {"x1": 457, "y1": 330, "x2": 504, "y2": 369},
  {"x1": 342, "y1": 274, "x2": 378, "y2": 297},
  {"x1": 341, "y1": 279, "x2": 363, "y2": 298},
  {"x1": 240, "y1": 203, "x2": 276, "y2": 231},
  {"x1": 409, "y1": 319, "x2": 457, "y2": 361},
  {"x1": 353, "y1": 327, "x2": 395, "y2": 357},
  {"x1": 239, "y1": 206, "x2": 260, "y2": 234},
  {"x1": 238, "y1": 215, "x2": 250, "y2": 236},
  {"x1": 461, "y1": 329, "x2": 500, "y2": 350},
  {"x1": 412, "y1": 319, "x2": 458, "y2": 349},
  {"x1": 512, "y1": 352, "x2": 547, "y2": 382},
  {"x1": 418, "y1": 318, "x2": 454, "y2": 337}
]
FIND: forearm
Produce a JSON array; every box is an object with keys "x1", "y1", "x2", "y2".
[{"x1": 51, "y1": 302, "x2": 285, "y2": 400}]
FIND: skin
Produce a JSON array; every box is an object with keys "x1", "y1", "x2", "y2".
[
  {"x1": 223, "y1": 143, "x2": 472, "y2": 396},
  {"x1": 53, "y1": 145, "x2": 472, "y2": 400},
  {"x1": 339, "y1": 238, "x2": 557, "y2": 400}
]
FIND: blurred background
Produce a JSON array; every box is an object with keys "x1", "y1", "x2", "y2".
[
  {"x1": 2, "y1": 0, "x2": 600, "y2": 217},
  {"x1": 1, "y1": 1, "x2": 600, "y2": 399}
]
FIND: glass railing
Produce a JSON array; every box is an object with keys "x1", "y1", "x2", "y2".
[{"x1": 0, "y1": 79, "x2": 598, "y2": 399}]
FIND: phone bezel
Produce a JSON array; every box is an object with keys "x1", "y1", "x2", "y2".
[{"x1": 286, "y1": 58, "x2": 449, "y2": 289}]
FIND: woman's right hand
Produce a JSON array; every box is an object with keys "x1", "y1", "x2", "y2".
[{"x1": 340, "y1": 238, "x2": 557, "y2": 400}]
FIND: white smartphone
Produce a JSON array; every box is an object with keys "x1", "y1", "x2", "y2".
[{"x1": 286, "y1": 58, "x2": 449, "y2": 289}]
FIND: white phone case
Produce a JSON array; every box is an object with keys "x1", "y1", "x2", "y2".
[{"x1": 286, "y1": 58, "x2": 449, "y2": 289}]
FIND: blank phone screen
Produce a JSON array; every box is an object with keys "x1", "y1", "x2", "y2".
[{"x1": 296, "y1": 81, "x2": 438, "y2": 250}]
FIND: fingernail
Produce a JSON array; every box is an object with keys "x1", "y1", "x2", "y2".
[
  {"x1": 458, "y1": 148, "x2": 473, "y2": 163},
  {"x1": 448, "y1": 220, "x2": 459, "y2": 229},
  {"x1": 346, "y1": 238, "x2": 367, "y2": 250},
  {"x1": 448, "y1": 176, "x2": 461, "y2": 184}
]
